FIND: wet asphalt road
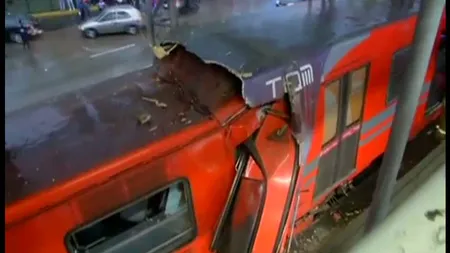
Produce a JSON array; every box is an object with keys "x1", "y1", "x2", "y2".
[
  {"x1": 5, "y1": 0, "x2": 285, "y2": 115},
  {"x1": 5, "y1": 28, "x2": 154, "y2": 115}
]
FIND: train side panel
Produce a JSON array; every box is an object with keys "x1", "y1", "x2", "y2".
[
  {"x1": 292, "y1": 14, "x2": 443, "y2": 227},
  {"x1": 5, "y1": 106, "x2": 261, "y2": 253}
]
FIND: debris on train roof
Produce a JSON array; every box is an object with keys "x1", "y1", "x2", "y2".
[
  {"x1": 141, "y1": 96, "x2": 168, "y2": 109},
  {"x1": 152, "y1": 45, "x2": 169, "y2": 59},
  {"x1": 152, "y1": 43, "x2": 179, "y2": 59},
  {"x1": 137, "y1": 113, "x2": 152, "y2": 125},
  {"x1": 149, "y1": 126, "x2": 158, "y2": 132},
  {"x1": 240, "y1": 72, "x2": 253, "y2": 78}
]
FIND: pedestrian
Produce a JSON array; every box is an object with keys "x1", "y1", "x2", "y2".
[
  {"x1": 78, "y1": 0, "x2": 86, "y2": 21},
  {"x1": 83, "y1": 0, "x2": 91, "y2": 18},
  {"x1": 18, "y1": 19, "x2": 30, "y2": 50},
  {"x1": 98, "y1": 0, "x2": 106, "y2": 10}
]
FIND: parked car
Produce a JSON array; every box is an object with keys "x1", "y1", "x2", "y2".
[
  {"x1": 5, "y1": 12, "x2": 43, "y2": 44},
  {"x1": 78, "y1": 5, "x2": 144, "y2": 39}
]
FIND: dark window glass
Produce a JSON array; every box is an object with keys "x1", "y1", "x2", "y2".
[
  {"x1": 388, "y1": 47, "x2": 412, "y2": 103},
  {"x1": 100, "y1": 13, "x2": 116, "y2": 22},
  {"x1": 117, "y1": 11, "x2": 131, "y2": 19}
]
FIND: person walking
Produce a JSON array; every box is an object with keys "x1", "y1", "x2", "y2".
[
  {"x1": 78, "y1": 0, "x2": 86, "y2": 21},
  {"x1": 83, "y1": 0, "x2": 91, "y2": 17},
  {"x1": 18, "y1": 19, "x2": 30, "y2": 50},
  {"x1": 78, "y1": 0, "x2": 91, "y2": 21}
]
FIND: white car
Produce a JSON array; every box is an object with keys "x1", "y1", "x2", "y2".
[{"x1": 78, "y1": 5, "x2": 144, "y2": 39}]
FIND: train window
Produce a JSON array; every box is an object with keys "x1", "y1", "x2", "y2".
[
  {"x1": 388, "y1": 47, "x2": 412, "y2": 103},
  {"x1": 323, "y1": 79, "x2": 341, "y2": 145},
  {"x1": 66, "y1": 180, "x2": 196, "y2": 253},
  {"x1": 346, "y1": 66, "x2": 368, "y2": 126}
]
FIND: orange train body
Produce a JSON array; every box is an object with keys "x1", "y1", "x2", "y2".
[{"x1": 5, "y1": 2, "x2": 446, "y2": 253}]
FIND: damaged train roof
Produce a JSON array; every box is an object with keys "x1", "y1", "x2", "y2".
[
  {"x1": 5, "y1": 0, "x2": 420, "y2": 206},
  {"x1": 165, "y1": 0, "x2": 419, "y2": 106},
  {"x1": 5, "y1": 66, "x2": 239, "y2": 205}
]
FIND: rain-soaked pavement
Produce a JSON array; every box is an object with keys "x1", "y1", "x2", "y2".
[
  {"x1": 5, "y1": 30, "x2": 154, "y2": 114},
  {"x1": 5, "y1": 0, "x2": 280, "y2": 115}
]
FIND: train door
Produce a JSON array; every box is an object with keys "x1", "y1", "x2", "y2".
[{"x1": 314, "y1": 65, "x2": 369, "y2": 198}]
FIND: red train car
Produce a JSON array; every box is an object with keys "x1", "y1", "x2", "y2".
[{"x1": 5, "y1": 1, "x2": 445, "y2": 253}]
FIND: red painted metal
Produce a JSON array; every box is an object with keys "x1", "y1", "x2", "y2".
[{"x1": 5, "y1": 11, "x2": 446, "y2": 253}]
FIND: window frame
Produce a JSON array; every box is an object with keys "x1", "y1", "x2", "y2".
[
  {"x1": 322, "y1": 78, "x2": 343, "y2": 147},
  {"x1": 65, "y1": 178, "x2": 198, "y2": 253},
  {"x1": 322, "y1": 63, "x2": 370, "y2": 147},
  {"x1": 344, "y1": 65, "x2": 370, "y2": 128},
  {"x1": 211, "y1": 140, "x2": 268, "y2": 253},
  {"x1": 387, "y1": 46, "x2": 412, "y2": 105}
]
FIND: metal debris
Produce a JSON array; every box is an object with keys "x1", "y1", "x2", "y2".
[
  {"x1": 152, "y1": 45, "x2": 170, "y2": 59},
  {"x1": 240, "y1": 72, "x2": 253, "y2": 78},
  {"x1": 138, "y1": 113, "x2": 152, "y2": 125},
  {"x1": 149, "y1": 126, "x2": 158, "y2": 132},
  {"x1": 185, "y1": 120, "x2": 192, "y2": 125},
  {"x1": 142, "y1": 97, "x2": 168, "y2": 109},
  {"x1": 180, "y1": 117, "x2": 187, "y2": 123}
]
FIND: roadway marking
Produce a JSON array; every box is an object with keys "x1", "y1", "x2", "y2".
[
  {"x1": 82, "y1": 46, "x2": 98, "y2": 52},
  {"x1": 89, "y1": 43, "x2": 136, "y2": 59}
]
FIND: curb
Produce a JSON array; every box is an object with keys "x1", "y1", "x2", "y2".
[{"x1": 32, "y1": 6, "x2": 100, "y2": 18}]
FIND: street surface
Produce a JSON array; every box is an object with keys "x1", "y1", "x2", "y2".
[
  {"x1": 6, "y1": 29, "x2": 153, "y2": 114},
  {"x1": 5, "y1": 0, "x2": 284, "y2": 115}
]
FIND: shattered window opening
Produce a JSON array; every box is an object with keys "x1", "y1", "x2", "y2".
[{"x1": 66, "y1": 180, "x2": 196, "y2": 253}]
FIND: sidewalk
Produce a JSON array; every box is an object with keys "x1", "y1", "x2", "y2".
[
  {"x1": 319, "y1": 141, "x2": 446, "y2": 253},
  {"x1": 35, "y1": 8, "x2": 100, "y2": 31},
  {"x1": 346, "y1": 162, "x2": 445, "y2": 253}
]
